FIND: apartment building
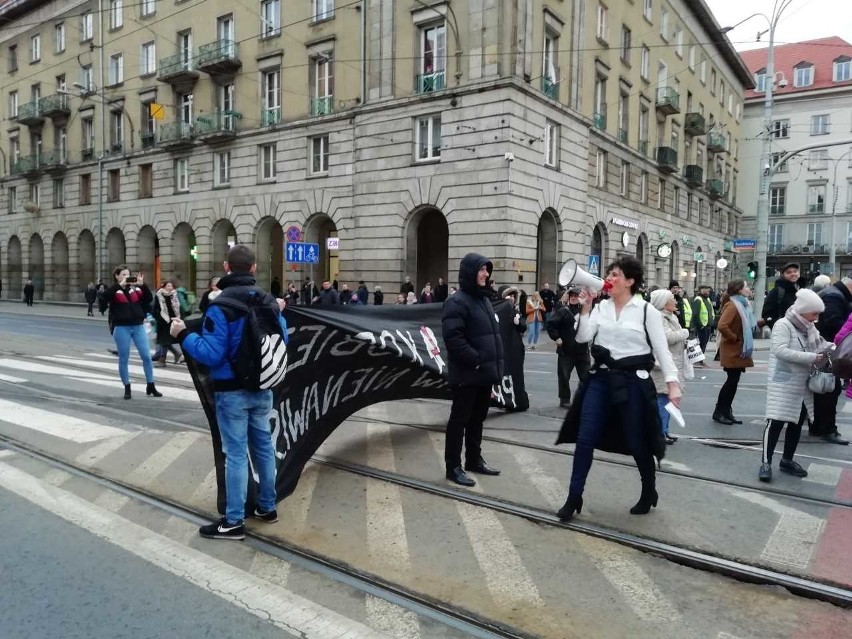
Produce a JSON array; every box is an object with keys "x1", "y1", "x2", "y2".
[
  {"x1": 739, "y1": 37, "x2": 852, "y2": 279},
  {"x1": 0, "y1": 0, "x2": 745, "y2": 302}
]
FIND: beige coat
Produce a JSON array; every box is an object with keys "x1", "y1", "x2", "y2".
[
  {"x1": 766, "y1": 318, "x2": 825, "y2": 424},
  {"x1": 651, "y1": 311, "x2": 688, "y2": 395}
]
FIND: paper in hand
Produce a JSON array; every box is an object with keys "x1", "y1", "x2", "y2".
[{"x1": 665, "y1": 402, "x2": 686, "y2": 429}]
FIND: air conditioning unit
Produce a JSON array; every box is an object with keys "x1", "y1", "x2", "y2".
[
  {"x1": 802, "y1": 245, "x2": 813, "y2": 254},
  {"x1": 791, "y1": 245, "x2": 802, "y2": 253}
]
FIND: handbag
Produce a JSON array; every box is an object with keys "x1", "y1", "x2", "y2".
[
  {"x1": 808, "y1": 363, "x2": 836, "y2": 394},
  {"x1": 683, "y1": 348, "x2": 695, "y2": 380},
  {"x1": 685, "y1": 338, "x2": 705, "y2": 365}
]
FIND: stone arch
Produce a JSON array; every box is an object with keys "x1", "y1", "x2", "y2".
[
  {"x1": 51, "y1": 232, "x2": 69, "y2": 301},
  {"x1": 536, "y1": 208, "x2": 560, "y2": 288},
  {"x1": 589, "y1": 223, "x2": 608, "y2": 276},
  {"x1": 138, "y1": 225, "x2": 160, "y2": 286},
  {"x1": 636, "y1": 232, "x2": 648, "y2": 277},
  {"x1": 714, "y1": 250, "x2": 724, "y2": 292},
  {"x1": 106, "y1": 228, "x2": 126, "y2": 271},
  {"x1": 171, "y1": 222, "x2": 197, "y2": 292},
  {"x1": 669, "y1": 240, "x2": 680, "y2": 287},
  {"x1": 78, "y1": 230, "x2": 96, "y2": 289},
  {"x1": 210, "y1": 219, "x2": 237, "y2": 279},
  {"x1": 28, "y1": 233, "x2": 45, "y2": 300},
  {"x1": 303, "y1": 214, "x2": 338, "y2": 284},
  {"x1": 404, "y1": 206, "x2": 448, "y2": 292},
  {"x1": 7, "y1": 236, "x2": 22, "y2": 300},
  {"x1": 255, "y1": 217, "x2": 283, "y2": 291},
  {"x1": 695, "y1": 245, "x2": 704, "y2": 289}
]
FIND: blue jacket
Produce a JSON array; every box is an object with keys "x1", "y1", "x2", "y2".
[{"x1": 178, "y1": 273, "x2": 288, "y2": 386}]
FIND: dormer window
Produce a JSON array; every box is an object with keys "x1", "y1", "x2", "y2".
[
  {"x1": 754, "y1": 68, "x2": 766, "y2": 92},
  {"x1": 834, "y1": 56, "x2": 851, "y2": 82},
  {"x1": 794, "y1": 62, "x2": 814, "y2": 87}
]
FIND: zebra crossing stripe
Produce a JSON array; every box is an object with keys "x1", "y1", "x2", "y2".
[{"x1": 0, "y1": 398, "x2": 127, "y2": 443}]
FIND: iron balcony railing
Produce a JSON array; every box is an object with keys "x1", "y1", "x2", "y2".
[
  {"x1": 684, "y1": 112, "x2": 706, "y2": 136},
  {"x1": 158, "y1": 121, "x2": 194, "y2": 144},
  {"x1": 593, "y1": 111, "x2": 607, "y2": 130},
  {"x1": 655, "y1": 146, "x2": 678, "y2": 170},
  {"x1": 261, "y1": 108, "x2": 282, "y2": 126},
  {"x1": 770, "y1": 204, "x2": 786, "y2": 215},
  {"x1": 81, "y1": 147, "x2": 95, "y2": 161},
  {"x1": 617, "y1": 128, "x2": 628, "y2": 144},
  {"x1": 158, "y1": 53, "x2": 195, "y2": 78},
  {"x1": 416, "y1": 71, "x2": 446, "y2": 93},
  {"x1": 140, "y1": 132, "x2": 156, "y2": 149},
  {"x1": 38, "y1": 93, "x2": 70, "y2": 117},
  {"x1": 808, "y1": 204, "x2": 825, "y2": 214},
  {"x1": 707, "y1": 132, "x2": 727, "y2": 153},
  {"x1": 706, "y1": 179, "x2": 724, "y2": 198},
  {"x1": 541, "y1": 76, "x2": 558, "y2": 99},
  {"x1": 655, "y1": 86, "x2": 680, "y2": 113},
  {"x1": 11, "y1": 154, "x2": 40, "y2": 175},
  {"x1": 41, "y1": 148, "x2": 67, "y2": 167},
  {"x1": 195, "y1": 111, "x2": 239, "y2": 136},
  {"x1": 684, "y1": 164, "x2": 703, "y2": 185},
  {"x1": 15, "y1": 100, "x2": 42, "y2": 122},
  {"x1": 638, "y1": 140, "x2": 649, "y2": 156},
  {"x1": 197, "y1": 39, "x2": 239, "y2": 68},
  {"x1": 310, "y1": 96, "x2": 333, "y2": 116}
]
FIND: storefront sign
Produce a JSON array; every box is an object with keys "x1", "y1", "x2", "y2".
[{"x1": 610, "y1": 216, "x2": 639, "y2": 230}]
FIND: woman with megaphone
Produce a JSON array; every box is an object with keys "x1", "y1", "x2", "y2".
[{"x1": 556, "y1": 255, "x2": 680, "y2": 521}]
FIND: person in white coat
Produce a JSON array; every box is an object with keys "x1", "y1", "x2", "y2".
[
  {"x1": 649, "y1": 289, "x2": 688, "y2": 444},
  {"x1": 760, "y1": 289, "x2": 832, "y2": 482}
]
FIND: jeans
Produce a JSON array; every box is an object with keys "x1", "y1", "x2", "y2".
[
  {"x1": 527, "y1": 320, "x2": 541, "y2": 345},
  {"x1": 112, "y1": 324, "x2": 155, "y2": 385},
  {"x1": 557, "y1": 352, "x2": 590, "y2": 403},
  {"x1": 716, "y1": 368, "x2": 744, "y2": 414},
  {"x1": 762, "y1": 404, "x2": 806, "y2": 464},
  {"x1": 568, "y1": 372, "x2": 655, "y2": 496},
  {"x1": 215, "y1": 389, "x2": 277, "y2": 524},
  {"x1": 445, "y1": 385, "x2": 491, "y2": 469},
  {"x1": 656, "y1": 394, "x2": 670, "y2": 436}
]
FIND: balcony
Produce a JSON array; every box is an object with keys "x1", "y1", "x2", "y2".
[
  {"x1": 593, "y1": 111, "x2": 607, "y2": 131},
  {"x1": 261, "y1": 108, "x2": 282, "y2": 126},
  {"x1": 140, "y1": 132, "x2": 156, "y2": 149},
  {"x1": 158, "y1": 121, "x2": 194, "y2": 148},
  {"x1": 684, "y1": 112, "x2": 706, "y2": 136},
  {"x1": 41, "y1": 149, "x2": 68, "y2": 173},
  {"x1": 707, "y1": 132, "x2": 727, "y2": 154},
  {"x1": 770, "y1": 205, "x2": 786, "y2": 215},
  {"x1": 157, "y1": 53, "x2": 199, "y2": 85},
  {"x1": 11, "y1": 155, "x2": 41, "y2": 178},
  {"x1": 638, "y1": 140, "x2": 649, "y2": 156},
  {"x1": 195, "y1": 111, "x2": 239, "y2": 142},
  {"x1": 38, "y1": 94, "x2": 71, "y2": 120},
  {"x1": 197, "y1": 39, "x2": 241, "y2": 76},
  {"x1": 416, "y1": 71, "x2": 445, "y2": 94},
  {"x1": 706, "y1": 179, "x2": 724, "y2": 199},
  {"x1": 617, "y1": 128, "x2": 628, "y2": 144},
  {"x1": 808, "y1": 204, "x2": 825, "y2": 215},
  {"x1": 541, "y1": 76, "x2": 558, "y2": 100},
  {"x1": 13, "y1": 100, "x2": 44, "y2": 127},
  {"x1": 684, "y1": 164, "x2": 703, "y2": 186},
  {"x1": 655, "y1": 146, "x2": 678, "y2": 173},
  {"x1": 310, "y1": 96, "x2": 333, "y2": 116},
  {"x1": 655, "y1": 87, "x2": 680, "y2": 116},
  {"x1": 81, "y1": 147, "x2": 95, "y2": 161}
]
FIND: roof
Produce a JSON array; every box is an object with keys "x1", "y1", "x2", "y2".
[
  {"x1": 740, "y1": 37, "x2": 852, "y2": 100},
  {"x1": 684, "y1": 0, "x2": 755, "y2": 89}
]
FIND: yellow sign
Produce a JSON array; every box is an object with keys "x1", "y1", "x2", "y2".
[{"x1": 149, "y1": 103, "x2": 165, "y2": 120}]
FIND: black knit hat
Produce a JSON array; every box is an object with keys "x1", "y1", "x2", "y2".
[{"x1": 669, "y1": 280, "x2": 680, "y2": 289}]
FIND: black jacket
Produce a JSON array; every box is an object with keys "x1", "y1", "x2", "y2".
[
  {"x1": 434, "y1": 283, "x2": 448, "y2": 303},
  {"x1": 373, "y1": 290, "x2": 384, "y2": 305},
  {"x1": 546, "y1": 304, "x2": 591, "y2": 359},
  {"x1": 762, "y1": 278, "x2": 798, "y2": 328},
  {"x1": 539, "y1": 288, "x2": 556, "y2": 314},
  {"x1": 441, "y1": 253, "x2": 504, "y2": 387},
  {"x1": 104, "y1": 283, "x2": 152, "y2": 326},
  {"x1": 817, "y1": 282, "x2": 852, "y2": 341},
  {"x1": 84, "y1": 286, "x2": 98, "y2": 304},
  {"x1": 316, "y1": 287, "x2": 339, "y2": 306}
]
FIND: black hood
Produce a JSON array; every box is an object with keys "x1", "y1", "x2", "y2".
[
  {"x1": 217, "y1": 273, "x2": 257, "y2": 290},
  {"x1": 458, "y1": 253, "x2": 492, "y2": 296}
]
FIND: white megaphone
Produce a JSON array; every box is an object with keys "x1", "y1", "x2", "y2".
[{"x1": 558, "y1": 259, "x2": 611, "y2": 293}]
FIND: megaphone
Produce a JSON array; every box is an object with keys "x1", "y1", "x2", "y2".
[{"x1": 558, "y1": 259, "x2": 611, "y2": 292}]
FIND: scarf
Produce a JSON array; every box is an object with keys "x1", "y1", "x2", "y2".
[
  {"x1": 731, "y1": 295, "x2": 756, "y2": 358},
  {"x1": 156, "y1": 290, "x2": 181, "y2": 323},
  {"x1": 785, "y1": 307, "x2": 821, "y2": 352}
]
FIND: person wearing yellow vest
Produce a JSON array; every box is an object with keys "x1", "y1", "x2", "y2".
[
  {"x1": 669, "y1": 281, "x2": 692, "y2": 330},
  {"x1": 692, "y1": 285, "x2": 716, "y2": 357}
]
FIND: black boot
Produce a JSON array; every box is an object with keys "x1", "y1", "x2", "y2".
[
  {"x1": 123, "y1": 384, "x2": 131, "y2": 400},
  {"x1": 146, "y1": 383, "x2": 163, "y2": 398},
  {"x1": 446, "y1": 466, "x2": 475, "y2": 487},
  {"x1": 557, "y1": 494, "x2": 583, "y2": 522},
  {"x1": 630, "y1": 486, "x2": 658, "y2": 515},
  {"x1": 725, "y1": 410, "x2": 743, "y2": 425},
  {"x1": 712, "y1": 409, "x2": 734, "y2": 425}
]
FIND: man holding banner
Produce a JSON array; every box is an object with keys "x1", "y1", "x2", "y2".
[{"x1": 442, "y1": 253, "x2": 504, "y2": 487}]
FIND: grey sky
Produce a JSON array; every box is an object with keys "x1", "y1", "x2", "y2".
[{"x1": 704, "y1": 0, "x2": 852, "y2": 51}]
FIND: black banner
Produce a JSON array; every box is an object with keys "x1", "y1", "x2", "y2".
[{"x1": 186, "y1": 300, "x2": 528, "y2": 512}]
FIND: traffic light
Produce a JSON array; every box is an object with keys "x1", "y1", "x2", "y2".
[{"x1": 747, "y1": 261, "x2": 758, "y2": 279}]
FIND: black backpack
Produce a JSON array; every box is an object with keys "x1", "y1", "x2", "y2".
[{"x1": 212, "y1": 289, "x2": 288, "y2": 391}]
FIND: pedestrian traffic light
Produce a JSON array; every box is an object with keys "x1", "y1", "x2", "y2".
[{"x1": 747, "y1": 261, "x2": 758, "y2": 279}]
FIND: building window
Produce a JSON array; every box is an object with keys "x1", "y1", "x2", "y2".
[
  {"x1": 657, "y1": 178, "x2": 665, "y2": 209},
  {"x1": 834, "y1": 58, "x2": 852, "y2": 82},
  {"x1": 81, "y1": 12, "x2": 93, "y2": 41},
  {"x1": 771, "y1": 119, "x2": 789, "y2": 139},
  {"x1": 108, "y1": 169, "x2": 120, "y2": 202},
  {"x1": 261, "y1": 0, "x2": 280, "y2": 37},
  {"x1": 769, "y1": 186, "x2": 786, "y2": 215},
  {"x1": 109, "y1": 0, "x2": 123, "y2": 29},
  {"x1": 640, "y1": 45, "x2": 650, "y2": 80},
  {"x1": 811, "y1": 114, "x2": 830, "y2": 135},
  {"x1": 620, "y1": 26, "x2": 631, "y2": 64},
  {"x1": 617, "y1": 91, "x2": 629, "y2": 141},
  {"x1": 643, "y1": 0, "x2": 652, "y2": 21},
  {"x1": 807, "y1": 223, "x2": 823, "y2": 246},
  {"x1": 660, "y1": 7, "x2": 668, "y2": 39},
  {"x1": 710, "y1": 69, "x2": 716, "y2": 95},
  {"x1": 639, "y1": 104, "x2": 649, "y2": 149},
  {"x1": 416, "y1": 114, "x2": 442, "y2": 162},
  {"x1": 809, "y1": 149, "x2": 829, "y2": 170},
  {"x1": 260, "y1": 144, "x2": 277, "y2": 180},
  {"x1": 7, "y1": 186, "x2": 16, "y2": 214},
  {"x1": 55, "y1": 125, "x2": 67, "y2": 161},
  {"x1": 52, "y1": 178, "x2": 65, "y2": 208},
  {"x1": 141, "y1": 102, "x2": 156, "y2": 146},
  {"x1": 110, "y1": 111, "x2": 123, "y2": 152},
  {"x1": 8, "y1": 45, "x2": 17, "y2": 72},
  {"x1": 137, "y1": 164, "x2": 153, "y2": 198},
  {"x1": 82, "y1": 117, "x2": 94, "y2": 155},
  {"x1": 261, "y1": 69, "x2": 281, "y2": 125},
  {"x1": 595, "y1": 150, "x2": 607, "y2": 188},
  {"x1": 31, "y1": 34, "x2": 40, "y2": 62},
  {"x1": 178, "y1": 91, "x2": 193, "y2": 124},
  {"x1": 80, "y1": 65, "x2": 94, "y2": 93},
  {"x1": 214, "y1": 151, "x2": 231, "y2": 187},
  {"x1": 639, "y1": 170, "x2": 648, "y2": 203},
  {"x1": 312, "y1": 0, "x2": 334, "y2": 22},
  {"x1": 141, "y1": 42, "x2": 156, "y2": 75},
  {"x1": 689, "y1": 45, "x2": 696, "y2": 71},
  {"x1": 808, "y1": 184, "x2": 826, "y2": 214},
  {"x1": 593, "y1": 74, "x2": 607, "y2": 128},
  {"x1": 754, "y1": 69, "x2": 766, "y2": 92},
  {"x1": 544, "y1": 120, "x2": 559, "y2": 168},
  {"x1": 8, "y1": 91, "x2": 18, "y2": 118},
  {"x1": 178, "y1": 30, "x2": 192, "y2": 67},
  {"x1": 596, "y1": 3, "x2": 608, "y2": 43},
  {"x1": 673, "y1": 186, "x2": 681, "y2": 215},
  {"x1": 771, "y1": 152, "x2": 788, "y2": 172},
  {"x1": 542, "y1": 32, "x2": 558, "y2": 97},
  {"x1": 54, "y1": 23, "x2": 65, "y2": 53},
  {"x1": 141, "y1": 0, "x2": 155, "y2": 17},
  {"x1": 794, "y1": 64, "x2": 814, "y2": 87},
  {"x1": 29, "y1": 183, "x2": 40, "y2": 207},
  {"x1": 769, "y1": 224, "x2": 783, "y2": 252},
  {"x1": 79, "y1": 174, "x2": 91, "y2": 205},
  {"x1": 620, "y1": 161, "x2": 629, "y2": 196},
  {"x1": 175, "y1": 158, "x2": 189, "y2": 192},
  {"x1": 108, "y1": 53, "x2": 123, "y2": 85},
  {"x1": 310, "y1": 53, "x2": 334, "y2": 114},
  {"x1": 419, "y1": 23, "x2": 447, "y2": 91},
  {"x1": 311, "y1": 135, "x2": 330, "y2": 174},
  {"x1": 700, "y1": 56, "x2": 707, "y2": 84},
  {"x1": 719, "y1": 81, "x2": 725, "y2": 106},
  {"x1": 674, "y1": 25, "x2": 683, "y2": 57}
]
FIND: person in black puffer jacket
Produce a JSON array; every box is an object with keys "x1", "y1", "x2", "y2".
[
  {"x1": 761, "y1": 262, "x2": 800, "y2": 329},
  {"x1": 441, "y1": 253, "x2": 504, "y2": 487}
]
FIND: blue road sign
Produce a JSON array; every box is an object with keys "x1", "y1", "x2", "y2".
[
  {"x1": 285, "y1": 242, "x2": 320, "y2": 264},
  {"x1": 587, "y1": 254, "x2": 600, "y2": 276},
  {"x1": 733, "y1": 239, "x2": 756, "y2": 252}
]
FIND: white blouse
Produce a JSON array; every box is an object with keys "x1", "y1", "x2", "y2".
[{"x1": 575, "y1": 296, "x2": 679, "y2": 384}]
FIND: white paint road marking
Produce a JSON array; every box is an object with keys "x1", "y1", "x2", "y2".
[
  {"x1": 0, "y1": 462, "x2": 392, "y2": 639},
  {"x1": 0, "y1": 450, "x2": 15, "y2": 459},
  {"x1": 283, "y1": 463, "x2": 320, "y2": 536},
  {"x1": 365, "y1": 596, "x2": 421, "y2": 639},
  {"x1": 0, "y1": 372, "x2": 28, "y2": 383},
  {"x1": 0, "y1": 358, "x2": 114, "y2": 381},
  {"x1": 0, "y1": 398, "x2": 127, "y2": 443},
  {"x1": 803, "y1": 463, "x2": 842, "y2": 487},
  {"x1": 45, "y1": 355, "x2": 193, "y2": 383},
  {"x1": 75, "y1": 433, "x2": 142, "y2": 466},
  {"x1": 126, "y1": 432, "x2": 203, "y2": 486},
  {"x1": 733, "y1": 491, "x2": 825, "y2": 570},
  {"x1": 189, "y1": 468, "x2": 218, "y2": 505},
  {"x1": 81, "y1": 377, "x2": 201, "y2": 402}
]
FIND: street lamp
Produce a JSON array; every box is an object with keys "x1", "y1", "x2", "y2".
[
  {"x1": 722, "y1": 0, "x2": 795, "y2": 321},
  {"x1": 828, "y1": 149, "x2": 852, "y2": 273}
]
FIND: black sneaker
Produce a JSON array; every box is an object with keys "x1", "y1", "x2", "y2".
[
  {"x1": 779, "y1": 459, "x2": 808, "y2": 478},
  {"x1": 253, "y1": 508, "x2": 278, "y2": 523},
  {"x1": 199, "y1": 518, "x2": 245, "y2": 540},
  {"x1": 758, "y1": 463, "x2": 772, "y2": 482}
]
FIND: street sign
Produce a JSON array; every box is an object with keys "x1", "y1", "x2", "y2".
[
  {"x1": 587, "y1": 254, "x2": 600, "y2": 276},
  {"x1": 285, "y1": 242, "x2": 319, "y2": 264},
  {"x1": 326, "y1": 237, "x2": 339, "y2": 250},
  {"x1": 733, "y1": 239, "x2": 756, "y2": 252},
  {"x1": 286, "y1": 226, "x2": 302, "y2": 243}
]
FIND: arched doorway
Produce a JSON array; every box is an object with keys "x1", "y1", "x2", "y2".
[
  {"x1": 695, "y1": 246, "x2": 704, "y2": 289},
  {"x1": 636, "y1": 233, "x2": 648, "y2": 275},
  {"x1": 304, "y1": 214, "x2": 338, "y2": 284},
  {"x1": 590, "y1": 224, "x2": 607, "y2": 277},
  {"x1": 172, "y1": 222, "x2": 197, "y2": 292},
  {"x1": 405, "y1": 207, "x2": 448, "y2": 291},
  {"x1": 138, "y1": 226, "x2": 160, "y2": 286},
  {"x1": 28, "y1": 233, "x2": 45, "y2": 300},
  {"x1": 211, "y1": 219, "x2": 237, "y2": 279},
  {"x1": 106, "y1": 228, "x2": 126, "y2": 271},
  {"x1": 8, "y1": 236, "x2": 22, "y2": 300},
  {"x1": 79, "y1": 230, "x2": 96, "y2": 288},
  {"x1": 536, "y1": 209, "x2": 560, "y2": 288},
  {"x1": 51, "y1": 232, "x2": 69, "y2": 301},
  {"x1": 255, "y1": 218, "x2": 283, "y2": 291},
  {"x1": 669, "y1": 240, "x2": 680, "y2": 287}
]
